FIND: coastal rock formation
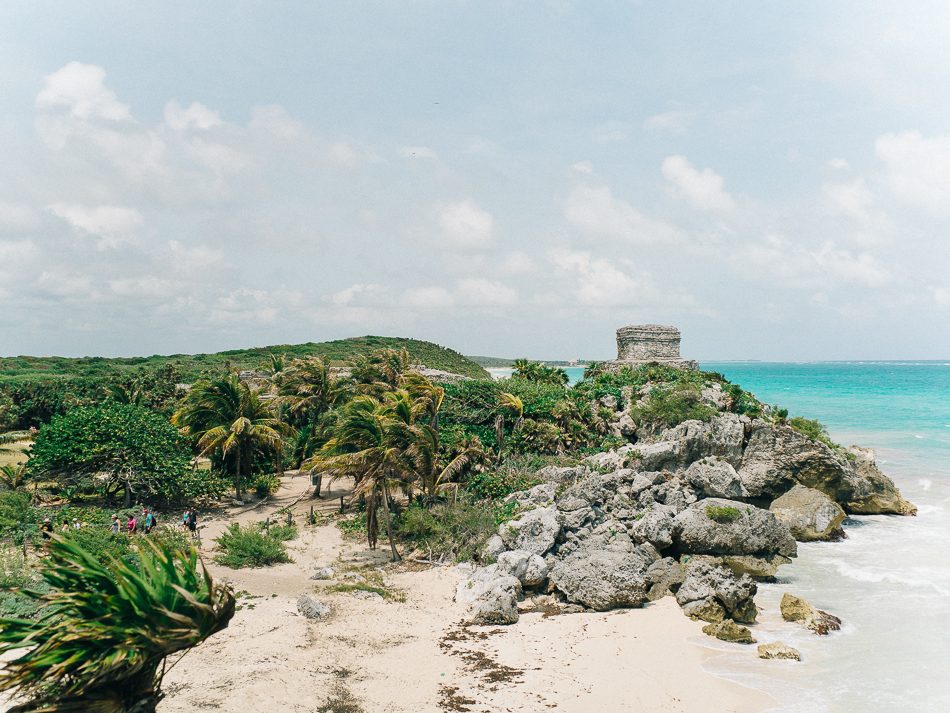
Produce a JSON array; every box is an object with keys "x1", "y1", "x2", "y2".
[
  {"x1": 676, "y1": 561, "x2": 758, "y2": 624},
  {"x1": 455, "y1": 564, "x2": 522, "y2": 625},
  {"x1": 499, "y1": 507, "x2": 562, "y2": 556},
  {"x1": 605, "y1": 325, "x2": 699, "y2": 372},
  {"x1": 780, "y1": 593, "x2": 842, "y2": 635},
  {"x1": 671, "y1": 498, "x2": 798, "y2": 558},
  {"x1": 644, "y1": 557, "x2": 687, "y2": 600},
  {"x1": 846, "y1": 446, "x2": 917, "y2": 515},
  {"x1": 496, "y1": 549, "x2": 549, "y2": 587},
  {"x1": 702, "y1": 619, "x2": 756, "y2": 644},
  {"x1": 770, "y1": 484, "x2": 846, "y2": 541},
  {"x1": 684, "y1": 459, "x2": 747, "y2": 499},
  {"x1": 758, "y1": 641, "x2": 801, "y2": 660},
  {"x1": 548, "y1": 546, "x2": 656, "y2": 611}
]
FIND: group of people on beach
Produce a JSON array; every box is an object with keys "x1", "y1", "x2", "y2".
[{"x1": 39, "y1": 507, "x2": 200, "y2": 540}]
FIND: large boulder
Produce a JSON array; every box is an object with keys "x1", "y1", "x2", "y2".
[
  {"x1": 845, "y1": 446, "x2": 917, "y2": 515},
  {"x1": 644, "y1": 557, "x2": 687, "y2": 601},
  {"x1": 683, "y1": 459, "x2": 747, "y2": 499},
  {"x1": 703, "y1": 619, "x2": 756, "y2": 644},
  {"x1": 628, "y1": 509, "x2": 674, "y2": 550},
  {"x1": 675, "y1": 561, "x2": 758, "y2": 624},
  {"x1": 504, "y1": 482, "x2": 557, "y2": 508},
  {"x1": 496, "y1": 549, "x2": 549, "y2": 587},
  {"x1": 480, "y1": 534, "x2": 506, "y2": 562},
  {"x1": 455, "y1": 564, "x2": 522, "y2": 625},
  {"x1": 499, "y1": 507, "x2": 562, "y2": 556},
  {"x1": 770, "y1": 484, "x2": 846, "y2": 541},
  {"x1": 635, "y1": 414, "x2": 746, "y2": 472},
  {"x1": 672, "y1": 498, "x2": 797, "y2": 558},
  {"x1": 549, "y1": 545, "x2": 656, "y2": 611}
]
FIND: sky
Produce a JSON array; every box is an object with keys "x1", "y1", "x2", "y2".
[{"x1": 1, "y1": 1, "x2": 949, "y2": 362}]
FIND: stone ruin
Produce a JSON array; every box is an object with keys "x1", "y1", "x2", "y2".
[{"x1": 605, "y1": 324, "x2": 698, "y2": 371}]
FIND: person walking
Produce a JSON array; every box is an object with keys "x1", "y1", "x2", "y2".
[
  {"x1": 127, "y1": 514, "x2": 137, "y2": 536},
  {"x1": 40, "y1": 518, "x2": 53, "y2": 540},
  {"x1": 143, "y1": 509, "x2": 156, "y2": 535},
  {"x1": 110, "y1": 515, "x2": 120, "y2": 534},
  {"x1": 186, "y1": 507, "x2": 198, "y2": 541},
  {"x1": 71, "y1": 518, "x2": 80, "y2": 530},
  {"x1": 60, "y1": 518, "x2": 69, "y2": 533}
]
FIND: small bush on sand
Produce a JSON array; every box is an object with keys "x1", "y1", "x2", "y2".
[
  {"x1": 213, "y1": 522, "x2": 293, "y2": 568},
  {"x1": 391, "y1": 499, "x2": 499, "y2": 562}
]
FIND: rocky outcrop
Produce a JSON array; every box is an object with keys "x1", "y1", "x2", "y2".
[
  {"x1": 770, "y1": 485, "x2": 846, "y2": 541},
  {"x1": 644, "y1": 557, "x2": 687, "y2": 600},
  {"x1": 672, "y1": 498, "x2": 797, "y2": 558},
  {"x1": 780, "y1": 593, "x2": 841, "y2": 635},
  {"x1": 549, "y1": 545, "x2": 657, "y2": 611},
  {"x1": 702, "y1": 619, "x2": 756, "y2": 644},
  {"x1": 758, "y1": 641, "x2": 800, "y2": 660},
  {"x1": 683, "y1": 458, "x2": 747, "y2": 499},
  {"x1": 499, "y1": 507, "x2": 562, "y2": 556},
  {"x1": 846, "y1": 446, "x2": 917, "y2": 515},
  {"x1": 496, "y1": 549, "x2": 549, "y2": 587},
  {"x1": 456, "y1": 564, "x2": 522, "y2": 625},
  {"x1": 675, "y1": 561, "x2": 758, "y2": 624}
]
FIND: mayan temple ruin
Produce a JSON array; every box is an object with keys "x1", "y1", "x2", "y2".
[{"x1": 605, "y1": 324, "x2": 698, "y2": 371}]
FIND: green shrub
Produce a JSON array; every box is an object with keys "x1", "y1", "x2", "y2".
[
  {"x1": 466, "y1": 469, "x2": 542, "y2": 501},
  {"x1": 391, "y1": 500, "x2": 498, "y2": 563},
  {"x1": 788, "y1": 417, "x2": 839, "y2": 450},
  {"x1": 212, "y1": 522, "x2": 293, "y2": 568},
  {"x1": 630, "y1": 387, "x2": 716, "y2": 429},
  {"x1": 66, "y1": 527, "x2": 136, "y2": 568},
  {"x1": 252, "y1": 473, "x2": 280, "y2": 497},
  {"x1": 705, "y1": 505, "x2": 741, "y2": 523},
  {"x1": 0, "y1": 492, "x2": 31, "y2": 532},
  {"x1": 262, "y1": 522, "x2": 297, "y2": 541}
]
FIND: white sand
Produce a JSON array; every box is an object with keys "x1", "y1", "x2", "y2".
[{"x1": 156, "y1": 475, "x2": 776, "y2": 713}]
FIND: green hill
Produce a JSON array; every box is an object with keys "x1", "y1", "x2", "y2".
[{"x1": 0, "y1": 336, "x2": 491, "y2": 383}]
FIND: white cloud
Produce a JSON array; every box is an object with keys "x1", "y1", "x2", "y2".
[
  {"x1": 731, "y1": 235, "x2": 892, "y2": 290},
  {"x1": 828, "y1": 158, "x2": 850, "y2": 170},
  {"x1": 875, "y1": 130, "x2": 950, "y2": 215},
  {"x1": 402, "y1": 286, "x2": 454, "y2": 308},
  {"x1": 398, "y1": 145, "x2": 438, "y2": 158},
  {"x1": 643, "y1": 111, "x2": 695, "y2": 135},
  {"x1": 331, "y1": 283, "x2": 384, "y2": 306},
  {"x1": 437, "y1": 200, "x2": 494, "y2": 249},
  {"x1": 499, "y1": 251, "x2": 536, "y2": 275},
  {"x1": 47, "y1": 204, "x2": 144, "y2": 248},
  {"x1": 164, "y1": 100, "x2": 223, "y2": 131},
  {"x1": 564, "y1": 183, "x2": 681, "y2": 245},
  {"x1": 551, "y1": 250, "x2": 652, "y2": 306},
  {"x1": 933, "y1": 287, "x2": 950, "y2": 307},
  {"x1": 823, "y1": 179, "x2": 875, "y2": 221},
  {"x1": 456, "y1": 278, "x2": 517, "y2": 306},
  {"x1": 661, "y1": 155, "x2": 734, "y2": 211}
]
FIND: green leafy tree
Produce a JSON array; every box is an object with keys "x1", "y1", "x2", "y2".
[
  {"x1": 0, "y1": 536, "x2": 234, "y2": 712},
  {"x1": 279, "y1": 355, "x2": 351, "y2": 466},
  {"x1": 172, "y1": 373, "x2": 293, "y2": 501},
  {"x1": 28, "y1": 404, "x2": 195, "y2": 506}
]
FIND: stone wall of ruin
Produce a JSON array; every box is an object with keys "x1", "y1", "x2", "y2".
[{"x1": 616, "y1": 324, "x2": 682, "y2": 361}]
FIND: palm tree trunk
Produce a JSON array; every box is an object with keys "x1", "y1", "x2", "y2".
[
  {"x1": 235, "y1": 447, "x2": 244, "y2": 502},
  {"x1": 378, "y1": 475, "x2": 401, "y2": 563}
]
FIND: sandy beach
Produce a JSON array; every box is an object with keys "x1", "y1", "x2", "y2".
[{"x1": 155, "y1": 475, "x2": 776, "y2": 713}]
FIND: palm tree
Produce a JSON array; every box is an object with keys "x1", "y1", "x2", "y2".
[
  {"x1": 304, "y1": 393, "x2": 417, "y2": 562},
  {"x1": 493, "y1": 392, "x2": 524, "y2": 465},
  {"x1": 0, "y1": 431, "x2": 31, "y2": 458},
  {"x1": 349, "y1": 347, "x2": 413, "y2": 398},
  {"x1": 0, "y1": 536, "x2": 234, "y2": 712},
  {"x1": 280, "y1": 355, "x2": 352, "y2": 470},
  {"x1": 172, "y1": 373, "x2": 294, "y2": 502},
  {"x1": 0, "y1": 462, "x2": 28, "y2": 491}
]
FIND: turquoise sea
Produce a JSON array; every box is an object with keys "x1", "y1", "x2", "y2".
[{"x1": 699, "y1": 361, "x2": 950, "y2": 713}]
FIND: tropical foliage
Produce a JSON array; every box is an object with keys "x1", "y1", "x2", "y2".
[
  {"x1": 0, "y1": 536, "x2": 234, "y2": 713},
  {"x1": 28, "y1": 404, "x2": 202, "y2": 505}
]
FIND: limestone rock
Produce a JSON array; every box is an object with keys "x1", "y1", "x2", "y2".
[
  {"x1": 672, "y1": 498, "x2": 797, "y2": 558},
  {"x1": 310, "y1": 566, "x2": 336, "y2": 580},
  {"x1": 634, "y1": 414, "x2": 746, "y2": 472},
  {"x1": 535, "y1": 464, "x2": 593, "y2": 488},
  {"x1": 758, "y1": 641, "x2": 801, "y2": 660},
  {"x1": 644, "y1": 557, "x2": 687, "y2": 601},
  {"x1": 499, "y1": 507, "x2": 562, "y2": 556},
  {"x1": 681, "y1": 597, "x2": 725, "y2": 623},
  {"x1": 455, "y1": 564, "x2": 522, "y2": 625},
  {"x1": 845, "y1": 446, "x2": 917, "y2": 515},
  {"x1": 702, "y1": 619, "x2": 756, "y2": 644},
  {"x1": 549, "y1": 546, "x2": 654, "y2": 611},
  {"x1": 770, "y1": 484, "x2": 847, "y2": 541},
  {"x1": 675, "y1": 561, "x2": 758, "y2": 624},
  {"x1": 780, "y1": 593, "x2": 842, "y2": 635},
  {"x1": 297, "y1": 594, "x2": 330, "y2": 619},
  {"x1": 504, "y1": 482, "x2": 557, "y2": 507},
  {"x1": 683, "y1": 459, "x2": 747, "y2": 500},
  {"x1": 628, "y1": 509, "x2": 674, "y2": 550},
  {"x1": 496, "y1": 549, "x2": 548, "y2": 587},
  {"x1": 721, "y1": 554, "x2": 792, "y2": 582},
  {"x1": 480, "y1": 534, "x2": 506, "y2": 562}
]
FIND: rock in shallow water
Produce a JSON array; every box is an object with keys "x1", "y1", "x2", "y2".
[
  {"x1": 780, "y1": 593, "x2": 841, "y2": 635},
  {"x1": 757, "y1": 641, "x2": 801, "y2": 660},
  {"x1": 702, "y1": 619, "x2": 756, "y2": 644}
]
